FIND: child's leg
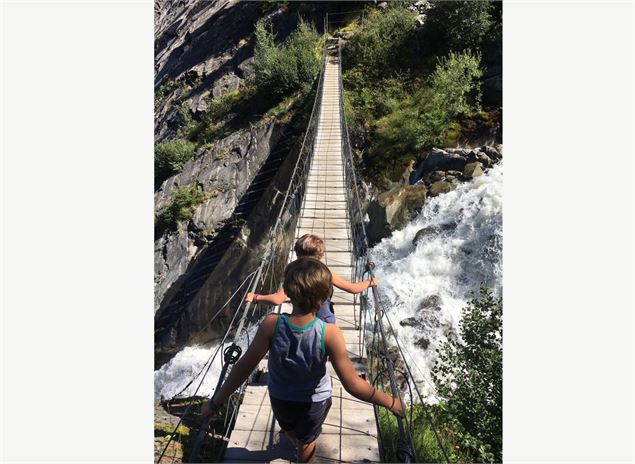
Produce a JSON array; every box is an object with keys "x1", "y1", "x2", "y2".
[{"x1": 297, "y1": 440, "x2": 317, "y2": 463}]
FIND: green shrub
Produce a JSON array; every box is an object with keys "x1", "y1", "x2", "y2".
[
  {"x1": 155, "y1": 183, "x2": 206, "y2": 236},
  {"x1": 345, "y1": 6, "x2": 415, "y2": 76},
  {"x1": 377, "y1": 403, "x2": 469, "y2": 463},
  {"x1": 155, "y1": 139, "x2": 196, "y2": 187},
  {"x1": 254, "y1": 18, "x2": 321, "y2": 99},
  {"x1": 432, "y1": 285, "x2": 502, "y2": 463},
  {"x1": 424, "y1": 0, "x2": 493, "y2": 52},
  {"x1": 430, "y1": 51, "x2": 483, "y2": 119}
]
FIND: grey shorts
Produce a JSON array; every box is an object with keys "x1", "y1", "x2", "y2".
[{"x1": 269, "y1": 395, "x2": 332, "y2": 444}]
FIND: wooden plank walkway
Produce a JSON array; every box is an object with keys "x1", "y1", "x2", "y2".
[{"x1": 223, "y1": 54, "x2": 380, "y2": 463}]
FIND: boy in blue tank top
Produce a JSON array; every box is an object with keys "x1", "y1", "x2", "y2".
[
  {"x1": 245, "y1": 234, "x2": 379, "y2": 324},
  {"x1": 202, "y1": 257, "x2": 404, "y2": 462}
]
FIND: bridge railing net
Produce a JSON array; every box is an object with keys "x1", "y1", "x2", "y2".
[{"x1": 336, "y1": 42, "x2": 450, "y2": 464}]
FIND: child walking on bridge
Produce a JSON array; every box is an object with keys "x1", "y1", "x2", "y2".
[
  {"x1": 246, "y1": 233, "x2": 379, "y2": 324},
  {"x1": 202, "y1": 257, "x2": 404, "y2": 462}
]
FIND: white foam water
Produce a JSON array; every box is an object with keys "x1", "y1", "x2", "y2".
[
  {"x1": 154, "y1": 323, "x2": 260, "y2": 402},
  {"x1": 369, "y1": 163, "x2": 502, "y2": 401},
  {"x1": 155, "y1": 164, "x2": 502, "y2": 403}
]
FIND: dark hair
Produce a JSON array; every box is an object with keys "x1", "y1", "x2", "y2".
[
  {"x1": 294, "y1": 234, "x2": 325, "y2": 259},
  {"x1": 283, "y1": 257, "x2": 332, "y2": 314}
]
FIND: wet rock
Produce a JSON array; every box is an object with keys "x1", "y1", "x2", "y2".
[
  {"x1": 412, "y1": 223, "x2": 455, "y2": 244},
  {"x1": 411, "y1": 148, "x2": 469, "y2": 183},
  {"x1": 419, "y1": 294, "x2": 442, "y2": 310},
  {"x1": 483, "y1": 145, "x2": 502, "y2": 161},
  {"x1": 463, "y1": 162, "x2": 483, "y2": 179},
  {"x1": 477, "y1": 152, "x2": 493, "y2": 167},
  {"x1": 412, "y1": 226, "x2": 435, "y2": 244},
  {"x1": 366, "y1": 184, "x2": 427, "y2": 245},
  {"x1": 429, "y1": 180, "x2": 455, "y2": 197},
  {"x1": 415, "y1": 337, "x2": 430, "y2": 350},
  {"x1": 399, "y1": 317, "x2": 419, "y2": 327},
  {"x1": 431, "y1": 170, "x2": 445, "y2": 181}
]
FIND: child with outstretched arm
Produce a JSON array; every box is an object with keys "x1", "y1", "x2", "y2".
[
  {"x1": 245, "y1": 234, "x2": 379, "y2": 324},
  {"x1": 202, "y1": 257, "x2": 403, "y2": 463}
]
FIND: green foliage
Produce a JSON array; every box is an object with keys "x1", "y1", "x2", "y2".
[
  {"x1": 155, "y1": 183, "x2": 206, "y2": 236},
  {"x1": 155, "y1": 79, "x2": 182, "y2": 102},
  {"x1": 346, "y1": 49, "x2": 482, "y2": 181},
  {"x1": 424, "y1": 0, "x2": 493, "y2": 52},
  {"x1": 179, "y1": 89, "x2": 245, "y2": 144},
  {"x1": 345, "y1": 6, "x2": 415, "y2": 76},
  {"x1": 432, "y1": 285, "x2": 502, "y2": 463},
  {"x1": 155, "y1": 139, "x2": 196, "y2": 187},
  {"x1": 254, "y1": 18, "x2": 321, "y2": 99},
  {"x1": 431, "y1": 51, "x2": 483, "y2": 119},
  {"x1": 377, "y1": 403, "x2": 466, "y2": 463}
]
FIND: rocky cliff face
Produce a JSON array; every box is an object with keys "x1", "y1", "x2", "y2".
[
  {"x1": 154, "y1": 0, "x2": 261, "y2": 141},
  {"x1": 154, "y1": 121, "x2": 280, "y2": 311},
  {"x1": 153, "y1": 1, "x2": 316, "y2": 354},
  {"x1": 155, "y1": 2, "x2": 373, "y2": 358}
]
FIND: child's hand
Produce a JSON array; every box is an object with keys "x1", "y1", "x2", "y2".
[
  {"x1": 389, "y1": 396, "x2": 405, "y2": 418},
  {"x1": 369, "y1": 277, "x2": 380, "y2": 287},
  {"x1": 245, "y1": 292, "x2": 255, "y2": 303}
]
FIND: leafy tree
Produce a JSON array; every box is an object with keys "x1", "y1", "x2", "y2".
[
  {"x1": 431, "y1": 51, "x2": 483, "y2": 119},
  {"x1": 345, "y1": 6, "x2": 415, "y2": 75},
  {"x1": 155, "y1": 139, "x2": 196, "y2": 188},
  {"x1": 254, "y1": 18, "x2": 321, "y2": 99},
  {"x1": 424, "y1": 0, "x2": 493, "y2": 52},
  {"x1": 432, "y1": 285, "x2": 502, "y2": 463}
]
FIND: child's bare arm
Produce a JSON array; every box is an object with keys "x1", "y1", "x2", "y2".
[
  {"x1": 324, "y1": 324, "x2": 404, "y2": 416},
  {"x1": 331, "y1": 270, "x2": 379, "y2": 295},
  {"x1": 245, "y1": 288, "x2": 287, "y2": 305},
  {"x1": 203, "y1": 314, "x2": 277, "y2": 416}
]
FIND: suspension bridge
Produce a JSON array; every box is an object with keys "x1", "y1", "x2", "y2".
[{"x1": 157, "y1": 36, "x2": 448, "y2": 464}]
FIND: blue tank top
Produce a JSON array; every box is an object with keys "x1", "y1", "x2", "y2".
[
  {"x1": 316, "y1": 297, "x2": 336, "y2": 324},
  {"x1": 267, "y1": 314, "x2": 332, "y2": 402}
]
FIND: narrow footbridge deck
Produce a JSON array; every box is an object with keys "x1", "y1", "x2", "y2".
[{"x1": 223, "y1": 54, "x2": 380, "y2": 463}]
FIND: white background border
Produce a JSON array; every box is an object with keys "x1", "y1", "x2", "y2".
[{"x1": 1, "y1": 0, "x2": 633, "y2": 462}]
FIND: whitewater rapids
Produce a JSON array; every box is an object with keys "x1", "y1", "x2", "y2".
[
  {"x1": 369, "y1": 163, "x2": 502, "y2": 400},
  {"x1": 155, "y1": 164, "x2": 502, "y2": 403}
]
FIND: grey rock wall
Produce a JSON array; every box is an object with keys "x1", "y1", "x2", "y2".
[{"x1": 154, "y1": 121, "x2": 279, "y2": 312}]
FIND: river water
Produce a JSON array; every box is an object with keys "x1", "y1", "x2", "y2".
[{"x1": 155, "y1": 163, "x2": 502, "y2": 402}]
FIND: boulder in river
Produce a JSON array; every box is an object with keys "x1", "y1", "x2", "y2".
[
  {"x1": 399, "y1": 317, "x2": 419, "y2": 327},
  {"x1": 413, "y1": 223, "x2": 456, "y2": 244},
  {"x1": 366, "y1": 184, "x2": 427, "y2": 245},
  {"x1": 417, "y1": 148, "x2": 469, "y2": 177},
  {"x1": 429, "y1": 180, "x2": 455, "y2": 197},
  {"x1": 463, "y1": 162, "x2": 483, "y2": 179},
  {"x1": 415, "y1": 336, "x2": 430, "y2": 350},
  {"x1": 419, "y1": 294, "x2": 442, "y2": 311}
]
